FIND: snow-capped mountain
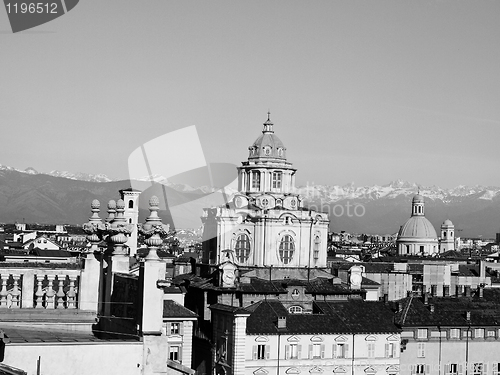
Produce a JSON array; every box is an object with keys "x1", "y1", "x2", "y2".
[
  {"x1": 296, "y1": 180, "x2": 500, "y2": 203},
  {"x1": 47, "y1": 170, "x2": 112, "y2": 183},
  {"x1": 0, "y1": 164, "x2": 113, "y2": 183}
]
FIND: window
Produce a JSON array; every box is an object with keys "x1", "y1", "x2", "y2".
[
  {"x1": 310, "y1": 344, "x2": 323, "y2": 359},
  {"x1": 291, "y1": 289, "x2": 300, "y2": 299},
  {"x1": 493, "y1": 363, "x2": 500, "y2": 375},
  {"x1": 386, "y1": 342, "x2": 396, "y2": 358},
  {"x1": 450, "y1": 329, "x2": 460, "y2": 339},
  {"x1": 313, "y1": 236, "x2": 320, "y2": 261},
  {"x1": 487, "y1": 330, "x2": 496, "y2": 338},
  {"x1": 251, "y1": 171, "x2": 260, "y2": 190},
  {"x1": 279, "y1": 235, "x2": 295, "y2": 264},
  {"x1": 463, "y1": 330, "x2": 472, "y2": 338},
  {"x1": 288, "y1": 306, "x2": 303, "y2": 314},
  {"x1": 417, "y1": 343, "x2": 425, "y2": 358},
  {"x1": 128, "y1": 200, "x2": 133, "y2": 209},
  {"x1": 367, "y1": 343, "x2": 375, "y2": 358},
  {"x1": 272, "y1": 172, "x2": 282, "y2": 189},
  {"x1": 288, "y1": 344, "x2": 299, "y2": 359},
  {"x1": 448, "y1": 364, "x2": 458, "y2": 375},
  {"x1": 417, "y1": 329, "x2": 428, "y2": 339},
  {"x1": 334, "y1": 343, "x2": 347, "y2": 358},
  {"x1": 473, "y1": 364, "x2": 483, "y2": 375},
  {"x1": 257, "y1": 344, "x2": 266, "y2": 360},
  {"x1": 169, "y1": 346, "x2": 180, "y2": 362},
  {"x1": 416, "y1": 365, "x2": 426, "y2": 374},
  {"x1": 235, "y1": 233, "x2": 251, "y2": 263},
  {"x1": 170, "y1": 323, "x2": 180, "y2": 335},
  {"x1": 474, "y1": 329, "x2": 484, "y2": 338}
]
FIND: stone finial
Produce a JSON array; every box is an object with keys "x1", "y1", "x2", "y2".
[
  {"x1": 102, "y1": 198, "x2": 134, "y2": 256},
  {"x1": 114, "y1": 199, "x2": 126, "y2": 223},
  {"x1": 83, "y1": 199, "x2": 105, "y2": 252},
  {"x1": 139, "y1": 196, "x2": 170, "y2": 260},
  {"x1": 106, "y1": 200, "x2": 116, "y2": 223}
]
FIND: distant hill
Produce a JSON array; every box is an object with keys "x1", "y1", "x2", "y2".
[{"x1": 0, "y1": 165, "x2": 499, "y2": 237}]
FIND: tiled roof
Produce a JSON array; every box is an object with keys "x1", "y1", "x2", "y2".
[
  {"x1": 245, "y1": 299, "x2": 398, "y2": 335},
  {"x1": 163, "y1": 300, "x2": 198, "y2": 318},
  {"x1": 0, "y1": 326, "x2": 138, "y2": 343},
  {"x1": 33, "y1": 249, "x2": 72, "y2": 257},
  {"x1": 395, "y1": 289, "x2": 500, "y2": 327},
  {"x1": 210, "y1": 303, "x2": 250, "y2": 315}
]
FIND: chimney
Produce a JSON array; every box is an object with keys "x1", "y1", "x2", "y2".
[
  {"x1": 424, "y1": 292, "x2": 429, "y2": 305},
  {"x1": 466, "y1": 311, "x2": 471, "y2": 322},
  {"x1": 277, "y1": 317, "x2": 286, "y2": 329},
  {"x1": 456, "y1": 285, "x2": 462, "y2": 297},
  {"x1": 397, "y1": 302, "x2": 402, "y2": 313},
  {"x1": 478, "y1": 284, "x2": 484, "y2": 298},
  {"x1": 443, "y1": 285, "x2": 450, "y2": 297},
  {"x1": 465, "y1": 285, "x2": 471, "y2": 297},
  {"x1": 383, "y1": 294, "x2": 388, "y2": 303},
  {"x1": 429, "y1": 304, "x2": 435, "y2": 313}
]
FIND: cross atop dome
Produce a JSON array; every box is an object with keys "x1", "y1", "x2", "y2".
[{"x1": 263, "y1": 111, "x2": 274, "y2": 133}]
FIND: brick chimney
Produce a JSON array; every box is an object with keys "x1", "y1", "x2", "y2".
[{"x1": 277, "y1": 316, "x2": 287, "y2": 329}]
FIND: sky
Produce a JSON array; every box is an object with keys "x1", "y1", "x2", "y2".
[{"x1": 1, "y1": 0, "x2": 499, "y2": 188}]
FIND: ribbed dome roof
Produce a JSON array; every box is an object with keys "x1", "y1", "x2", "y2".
[
  {"x1": 399, "y1": 216, "x2": 438, "y2": 239},
  {"x1": 248, "y1": 114, "x2": 287, "y2": 160},
  {"x1": 412, "y1": 194, "x2": 424, "y2": 203}
]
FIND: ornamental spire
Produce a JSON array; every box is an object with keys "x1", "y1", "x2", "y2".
[{"x1": 263, "y1": 111, "x2": 274, "y2": 134}]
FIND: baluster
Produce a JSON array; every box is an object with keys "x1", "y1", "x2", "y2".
[
  {"x1": 10, "y1": 274, "x2": 21, "y2": 308},
  {"x1": 67, "y1": 277, "x2": 76, "y2": 309},
  {"x1": 45, "y1": 275, "x2": 56, "y2": 309},
  {"x1": 0, "y1": 275, "x2": 8, "y2": 307},
  {"x1": 56, "y1": 276, "x2": 66, "y2": 309},
  {"x1": 35, "y1": 276, "x2": 45, "y2": 308}
]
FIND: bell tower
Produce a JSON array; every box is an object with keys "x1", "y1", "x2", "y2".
[
  {"x1": 440, "y1": 219, "x2": 455, "y2": 252},
  {"x1": 120, "y1": 188, "x2": 141, "y2": 257}
]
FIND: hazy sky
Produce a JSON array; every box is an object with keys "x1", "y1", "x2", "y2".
[{"x1": 1, "y1": 1, "x2": 499, "y2": 188}]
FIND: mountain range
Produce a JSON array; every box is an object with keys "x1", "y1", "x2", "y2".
[{"x1": 1, "y1": 164, "x2": 499, "y2": 238}]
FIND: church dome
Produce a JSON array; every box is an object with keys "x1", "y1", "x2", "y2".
[
  {"x1": 398, "y1": 216, "x2": 438, "y2": 239},
  {"x1": 248, "y1": 114, "x2": 287, "y2": 160},
  {"x1": 412, "y1": 194, "x2": 424, "y2": 203},
  {"x1": 442, "y1": 219, "x2": 454, "y2": 227}
]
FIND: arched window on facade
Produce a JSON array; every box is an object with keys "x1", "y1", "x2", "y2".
[
  {"x1": 279, "y1": 234, "x2": 295, "y2": 264},
  {"x1": 129, "y1": 200, "x2": 134, "y2": 209},
  {"x1": 235, "y1": 233, "x2": 251, "y2": 263}
]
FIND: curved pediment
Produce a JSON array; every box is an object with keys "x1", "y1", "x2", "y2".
[{"x1": 255, "y1": 336, "x2": 269, "y2": 342}]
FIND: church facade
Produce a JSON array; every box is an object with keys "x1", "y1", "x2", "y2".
[{"x1": 201, "y1": 114, "x2": 329, "y2": 272}]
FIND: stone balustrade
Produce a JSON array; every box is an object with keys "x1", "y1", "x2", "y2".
[{"x1": 0, "y1": 267, "x2": 83, "y2": 310}]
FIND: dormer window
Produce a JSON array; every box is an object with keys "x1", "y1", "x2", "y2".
[{"x1": 288, "y1": 305, "x2": 302, "y2": 314}]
